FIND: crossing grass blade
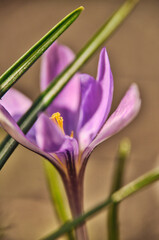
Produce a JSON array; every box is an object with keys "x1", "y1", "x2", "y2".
[{"x1": 0, "y1": 6, "x2": 84, "y2": 98}]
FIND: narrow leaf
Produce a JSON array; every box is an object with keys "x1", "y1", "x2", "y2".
[
  {"x1": 43, "y1": 159, "x2": 74, "y2": 240},
  {"x1": 42, "y1": 166, "x2": 159, "y2": 240},
  {"x1": 0, "y1": 0, "x2": 140, "y2": 168},
  {"x1": 43, "y1": 160, "x2": 74, "y2": 240},
  {"x1": 43, "y1": 160, "x2": 70, "y2": 222},
  {"x1": 0, "y1": 6, "x2": 84, "y2": 97},
  {"x1": 108, "y1": 138, "x2": 131, "y2": 240}
]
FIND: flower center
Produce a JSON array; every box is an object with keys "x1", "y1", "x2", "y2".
[{"x1": 50, "y1": 112, "x2": 74, "y2": 138}]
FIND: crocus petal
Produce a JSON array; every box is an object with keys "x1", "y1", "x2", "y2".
[
  {"x1": 0, "y1": 105, "x2": 63, "y2": 171},
  {"x1": 0, "y1": 88, "x2": 37, "y2": 143},
  {"x1": 78, "y1": 48, "x2": 114, "y2": 150},
  {"x1": 87, "y1": 84, "x2": 141, "y2": 152},
  {"x1": 1, "y1": 88, "x2": 32, "y2": 122},
  {"x1": 40, "y1": 42, "x2": 75, "y2": 91},
  {"x1": 60, "y1": 136, "x2": 79, "y2": 157},
  {"x1": 46, "y1": 72, "x2": 80, "y2": 137},
  {"x1": 77, "y1": 74, "x2": 102, "y2": 143},
  {"x1": 35, "y1": 113, "x2": 65, "y2": 152},
  {"x1": 56, "y1": 136, "x2": 79, "y2": 167},
  {"x1": 77, "y1": 74, "x2": 102, "y2": 129},
  {"x1": 40, "y1": 42, "x2": 80, "y2": 135}
]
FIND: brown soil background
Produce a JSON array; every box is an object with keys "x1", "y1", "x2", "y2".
[{"x1": 0, "y1": 0, "x2": 159, "y2": 239}]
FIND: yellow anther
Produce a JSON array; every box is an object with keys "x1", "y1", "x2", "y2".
[
  {"x1": 50, "y1": 112, "x2": 65, "y2": 134},
  {"x1": 70, "y1": 131, "x2": 74, "y2": 138}
]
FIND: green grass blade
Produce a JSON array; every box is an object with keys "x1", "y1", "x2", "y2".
[
  {"x1": 0, "y1": 0, "x2": 140, "y2": 169},
  {"x1": 42, "y1": 166, "x2": 159, "y2": 240},
  {"x1": 108, "y1": 138, "x2": 131, "y2": 240},
  {"x1": 43, "y1": 160, "x2": 70, "y2": 222},
  {"x1": 43, "y1": 160, "x2": 75, "y2": 240},
  {"x1": 0, "y1": 6, "x2": 84, "y2": 98}
]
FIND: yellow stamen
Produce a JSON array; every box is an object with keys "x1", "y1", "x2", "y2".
[
  {"x1": 70, "y1": 131, "x2": 74, "y2": 138},
  {"x1": 50, "y1": 112, "x2": 74, "y2": 137},
  {"x1": 50, "y1": 112, "x2": 65, "y2": 134}
]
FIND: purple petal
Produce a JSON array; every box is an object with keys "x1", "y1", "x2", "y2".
[
  {"x1": 77, "y1": 74, "x2": 102, "y2": 145},
  {"x1": 0, "y1": 105, "x2": 64, "y2": 171},
  {"x1": 77, "y1": 74, "x2": 102, "y2": 129},
  {"x1": 56, "y1": 136, "x2": 79, "y2": 166},
  {"x1": 40, "y1": 42, "x2": 80, "y2": 136},
  {"x1": 1, "y1": 88, "x2": 37, "y2": 143},
  {"x1": 40, "y1": 42, "x2": 75, "y2": 91},
  {"x1": 88, "y1": 84, "x2": 141, "y2": 151},
  {"x1": 1, "y1": 88, "x2": 32, "y2": 122},
  {"x1": 35, "y1": 113, "x2": 65, "y2": 152},
  {"x1": 78, "y1": 48, "x2": 114, "y2": 150},
  {"x1": 46, "y1": 72, "x2": 80, "y2": 137}
]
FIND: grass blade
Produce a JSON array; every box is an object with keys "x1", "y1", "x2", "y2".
[
  {"x1": 43, "y1": 160, "x2": 70, "y2": 222},
  {"x1": 108, "y1": 138, "x2": 131, "y2": 240},
  {"x1": 0, "y1": 0, "x2": 140, "y2": 168},
  {"x1": 43, "y1": 160, "x2": 75, "y2": 240},
  {"x1": 0, "y1": 6, "x2": 84, "y2": 97}
]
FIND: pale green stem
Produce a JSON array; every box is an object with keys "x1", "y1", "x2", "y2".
[
  {"x1": 43, "y1": 160, "x2": 75, "y2": 240},
  {"x1": 108, "y1": 138, "x2": 131, "y2": 240}
]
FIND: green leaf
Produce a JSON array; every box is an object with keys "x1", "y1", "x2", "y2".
[
  {"x1": 0, "y1": 6, "x2": 84, "y2": 98},
  {"x1": 0, "y1": 0, "x2": 140, "y2": 169},
  {"x1": 41, "y1": 166, "x2": 159, "y2": 240},
  {"x1": 108, "y1": 138, "x2": 131, "y2": 240},
  {"x1": 43, "y1": 160, "x2": 70, "y2": 222},
  {"x1": 43, "y1": 160, "x2": 75, "y2": 240}
]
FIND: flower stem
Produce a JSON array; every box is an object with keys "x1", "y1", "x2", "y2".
[
  {"x1": 62, "y1": 173, "x2": 88, "y2": 240},
  {"x1": 42, "y1": 166, "x2": 159, "y2": 240}
]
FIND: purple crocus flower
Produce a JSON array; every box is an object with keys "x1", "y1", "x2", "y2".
[{"x1": 0, "y1": 42, "x2": 141, "y2": 238}]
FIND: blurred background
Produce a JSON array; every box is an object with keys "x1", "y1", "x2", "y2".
[{"x1": 0, "y1": 0, "x2": 159, "y2": 239}]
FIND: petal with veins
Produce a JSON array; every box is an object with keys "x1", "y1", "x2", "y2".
[
  {"x1": 35, "y1": 113, "x2": 65, "y2": 152},
  {"x1": 41, "y1": 42, "x2": 80, "y2": 135},
  {"x1": 78, "y1": 48, "x2": 114, "y2": 150},
  {"x1": 87, "y1": 84, "x2": 141, "y2": 153},
  {"x1": 0, "y1": 105, "x2": 64, "y2": 171},
  {"x1": 1, "y1": 88, "x2": 32, "y2": 122}
]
